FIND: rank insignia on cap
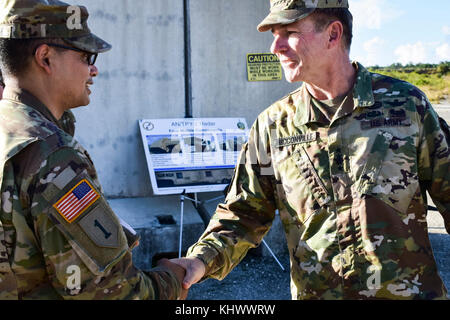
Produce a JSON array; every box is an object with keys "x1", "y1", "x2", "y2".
[{"x1": 53, "y1": 179, "x2": 100, "y2": 224}]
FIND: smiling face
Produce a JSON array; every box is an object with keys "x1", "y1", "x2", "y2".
[
  {"x1": 270, "y1": 16, "x2": 329, "y2": 83},
  {"x1": 52, "y1": 47, "x2": 98, "y2": 109}
]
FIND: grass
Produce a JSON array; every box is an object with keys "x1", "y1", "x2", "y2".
[{"x1": 368, "y1": 62, "x2": 450, "y2": 104}]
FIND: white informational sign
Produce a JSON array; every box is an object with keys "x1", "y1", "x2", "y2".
[{"x1": 139, "y1": 118, "x2": 249, "y2": 195}]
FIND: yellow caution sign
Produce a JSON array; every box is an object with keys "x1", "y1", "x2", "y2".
[{"x1": 246, "y1": 53, "x2": 282, "y2": 82}]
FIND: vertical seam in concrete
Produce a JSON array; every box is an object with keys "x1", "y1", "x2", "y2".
[{"x1": 184, "y1": 0, "x2": 193, "y2": 118}]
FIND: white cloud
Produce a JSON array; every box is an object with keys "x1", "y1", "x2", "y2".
[
  {"x1": 361, "y1": 37, "x2": 386, "y2": 66},
  {"x1": 394, "y1": 42, "x2": 428, "y2": 65},
  {"x1": 443, "y1": 26, "x2": 450, "y2": 36},
  {"x1": 351, "y1": 0, "x2": 404, "y2": 30},
  {"x1": 436, "y1": 43, "x2": 450, "y2": 61},
  {"x1": 394, "y1": 41, "x2": 450, "y2": 65}
]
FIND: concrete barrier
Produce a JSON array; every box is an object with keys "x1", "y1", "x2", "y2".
[
  {"x1": 72, "y1": 0, "x2": 186, "y2": 198},
  {"x1": 110, "y1": 196, "x2": 204, "y2": 270}
]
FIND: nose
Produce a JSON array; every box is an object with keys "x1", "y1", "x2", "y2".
[
  {"x1": 270, "y1": 34, "x2": 288, "y2": 55},
  {"x1": 89, "y1": 64, "x2": 99, "y2": 77}
]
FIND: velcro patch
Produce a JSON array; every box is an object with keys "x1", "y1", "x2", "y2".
[
  {"x1": 53, "y1": 179, "x2": 100, "y2": 223},
  {"x1": 53, "y1": 167, "x2": 77, "y2": 190}
]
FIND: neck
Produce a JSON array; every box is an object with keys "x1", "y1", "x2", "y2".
[
  {"x1": 305, "y1": 56, "x2": 356, "y2": 101},
  {"x1": 12, "y1": 75, "x2": 65, "y2": 120}
]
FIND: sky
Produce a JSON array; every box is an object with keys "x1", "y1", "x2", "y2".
[{"x1": 349, "y1": 0, "x2": 450, "y2": 67}]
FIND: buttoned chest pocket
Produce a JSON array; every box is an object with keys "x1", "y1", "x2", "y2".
[
  {"x1": 355, "y1": 129, "x2": 419, "y2": 214},
  {"x1": 275, "y1": 146, "x2": 332, "y2": 225}
]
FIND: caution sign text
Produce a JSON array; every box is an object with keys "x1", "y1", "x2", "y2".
[{"x1": 246, "y1": 53, "x2": 282, "y2": 82}]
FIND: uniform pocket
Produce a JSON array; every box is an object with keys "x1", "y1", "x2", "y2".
[
  {"x1": 356, "y1": 129, "x2": 419, "y2": 214},
  {"x1": 294, "y1": 147, "x2": 332, "y2": 208},
  {"x1": 356, "y1": 130, "x2": 394, "y2": 195},
  {"x1": 275, "y1": 146, "x2": 331, "y2": 225}
]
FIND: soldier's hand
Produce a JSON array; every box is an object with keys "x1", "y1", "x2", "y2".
[
  {"x1": 157, "y1": 258, "x2": 189, "y2": 300},
  {"x1": 170, "y1": 257, "x2": 206, "y2": 290}
]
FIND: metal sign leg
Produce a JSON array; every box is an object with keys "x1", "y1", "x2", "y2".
[
  {"x1": 261, "y1": 239, "x2": 285, "y2": 271},
  {"x1": 179, "y1": 190, "x2": 186, "y2": 258}
]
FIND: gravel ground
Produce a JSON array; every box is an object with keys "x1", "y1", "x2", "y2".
[
  {"x1": 186, "y1": 234, "x2": 450, "y2": 300},
  {"x1": 187, "y1": 251, "x2": 292, "y2": 300}
]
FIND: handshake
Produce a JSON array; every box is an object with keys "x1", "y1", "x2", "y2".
[{"x1": 156, "y1": 257, "x2": 206, "y2": 300}]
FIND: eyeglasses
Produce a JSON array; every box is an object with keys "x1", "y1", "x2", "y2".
[{"x1": 34, "y1": 43, "x2": 98, "y2": 66}]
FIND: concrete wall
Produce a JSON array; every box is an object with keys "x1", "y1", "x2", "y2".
[
  {"x1": 72, "y1": 0, "x2": 186, "y2": 197},
  {"x1": 71, "y1": 0, "x2": 299, "y2": 198},
  {"x1": 190, "y1": 0, "x2": 299, "y2": 122}
]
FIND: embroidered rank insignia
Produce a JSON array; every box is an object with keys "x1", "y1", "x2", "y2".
[
  {"x1": 275, "y1": 132, "x2": 319, "y2": 148},
  {"x1": 53, "y1": 179, "x2": 100, "y2": 223}
]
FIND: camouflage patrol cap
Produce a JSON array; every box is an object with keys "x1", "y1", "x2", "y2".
[
  {"x1": 258, "y1": 0, "x2": 349, "y2": 32},
  {"x1": 0, "y1": 0, "x2": 111, "y2": 53}
]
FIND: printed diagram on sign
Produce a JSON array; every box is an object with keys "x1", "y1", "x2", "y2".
[{"x1": 139, "y1": 118, "x2": 249, "y2": 195}]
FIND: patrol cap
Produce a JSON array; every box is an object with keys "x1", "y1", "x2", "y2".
[
  {"x1": 257, "y1": 0, "x2": 349, "y2": 32},
  {"x1": 0, "y1": 0, "x2": 111, "y2": 54}
]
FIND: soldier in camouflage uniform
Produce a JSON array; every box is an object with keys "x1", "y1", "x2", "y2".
[
  {"x1": 172, "y1": 0, "x2": 450, "y2": 299},
  {"x1": 0, "y1": 0, "x2": 186, "y2": 299}
]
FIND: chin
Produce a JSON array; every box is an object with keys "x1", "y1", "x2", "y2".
[
  {"x1": 81, "y1": 95, "x2": 91, "y2": 106},
  {"x1": 73, "y1": 98, "x2": 90, "y2": 108},
  {"x1": 285, "y1": 74, "x2": 302, "y2": 83},
  {"x1": 283, "y1": 68, "x2": 303, "y2": 83}
]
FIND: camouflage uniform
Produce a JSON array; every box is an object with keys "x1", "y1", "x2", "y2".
[
  {"x1": 0, "y1": 89, "x2": 184, "y2": 300},
  {"x1": 187, "y1": 62, "x2": 450, "y2": 299},
  {"x1": 0, "y1": 0, "x2": 182, "y2": 300}
]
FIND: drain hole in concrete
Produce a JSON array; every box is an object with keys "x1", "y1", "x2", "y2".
[{"x1": 156, "y1": 215, "x2": 176, "y2": 225}]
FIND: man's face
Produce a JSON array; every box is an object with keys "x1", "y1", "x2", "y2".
[
  {"x1": 270, "y1": 17, "x2": 329, "y2": 83},
  {"x1": 52, "y1": 47, "x2": 98, "y2": 109}
]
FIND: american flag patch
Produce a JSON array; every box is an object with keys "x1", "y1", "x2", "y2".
[{"x1": 53, "y1": 179, "x2": 100, "y2": 223}]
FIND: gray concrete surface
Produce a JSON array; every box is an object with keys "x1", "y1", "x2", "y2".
[
  {"x1": 189, "y1": 0, "x2": 298, "y2": 122},
  {"x1": 110, "y1": 196, "x2": 205, "y2": 270},
  {"x1": 71, "y1": 0, "x2": 186, "y2": 198},
  {"x1": 68, "y1": 0, "x2": 297, "y2": 199}
]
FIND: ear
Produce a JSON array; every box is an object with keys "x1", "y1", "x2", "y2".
[
  {"x1": 33, "y1": 44, "x2": 53, "y2": 74},
  {"x1": 327, "y1": 21, "x2": 343, "y2": 49}
]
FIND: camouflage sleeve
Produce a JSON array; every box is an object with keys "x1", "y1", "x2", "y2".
[
  {"x1": 186, "y1": 118, "x2": 277, "y2": 280},
  {"x1": 25, "y1": 141, "x2": 182, "y2": 299},
  {"x1": 417, "y1": 100, "x2": 450, "y2": 234}
]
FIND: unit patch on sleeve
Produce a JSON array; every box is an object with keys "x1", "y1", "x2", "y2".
[{"x1": 53, "y1": 179, "x2": 100, "y2": 223}]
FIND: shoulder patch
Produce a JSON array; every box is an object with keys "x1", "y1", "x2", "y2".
[
  {"x1": 53, "y1": 179, "x2": 100, "y2": 223},
  {"x1": 46, "y1": 174, "x2": 128, "y2": 275},
  {"x1": 78, "y1": 202, "x2": 119, "y2": 248}
]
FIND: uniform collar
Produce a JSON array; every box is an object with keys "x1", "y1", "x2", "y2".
[
  {"x1": 293, "y1": 61, "x2": 375, "y2": 127},
  {"x1": 2, "y1": 86, "x2": 62, "y2": 128}
]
